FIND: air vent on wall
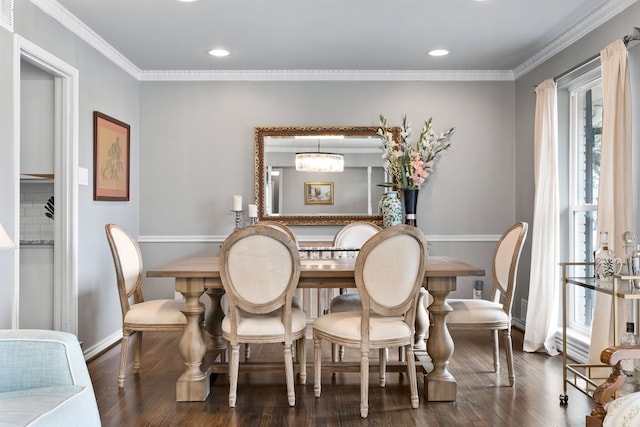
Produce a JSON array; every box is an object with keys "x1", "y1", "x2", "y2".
[{"x1": 0, "y1": 0, "x2": 13, "y2": 33}]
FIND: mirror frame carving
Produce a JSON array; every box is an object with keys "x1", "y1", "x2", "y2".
[{"x1": 254, "y1": 126, "x2": 400, "y2": 226}]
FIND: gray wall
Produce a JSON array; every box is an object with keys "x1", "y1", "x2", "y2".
[
  {"x1": 138, "y1": 80, "x2": 516, "y2": 300},
  {"x1": 0, "y1": 1, "x2": 140, "y2": 351},
  {"x1": 513, "y1": 2, "x2": 640, "y2": 322}
]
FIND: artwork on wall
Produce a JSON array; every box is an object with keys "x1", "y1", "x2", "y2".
[
  {"x1": 305, "y1": 182, "x2": 333, "y2": 205},
  {"x1": 93, "y1": 111, "x2": 130, "y2": 201}
]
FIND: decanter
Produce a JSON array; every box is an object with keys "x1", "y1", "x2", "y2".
[
  {"x1": 594, "y1": 231, "x2": 623, "y2": 282},
  {"x1": 631, "y1": 244, "x2": 640, "y2": 289}
]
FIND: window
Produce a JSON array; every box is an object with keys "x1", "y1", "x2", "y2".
[{"x1": 567, "y1": 75, "x2": 602, "y2": 333}]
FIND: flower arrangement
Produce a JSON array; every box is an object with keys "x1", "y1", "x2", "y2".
[{"x1": 378, "y1": 114, "x2": 455, "y2": 190}]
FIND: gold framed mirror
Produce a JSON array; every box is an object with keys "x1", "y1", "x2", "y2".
[{"x1": 254, "y1": 126, "x2": 400, "y2": 226}]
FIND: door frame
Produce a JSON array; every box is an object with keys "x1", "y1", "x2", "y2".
[{"x1": 12, "y1": 35, "x2": 79, "y2": 334}]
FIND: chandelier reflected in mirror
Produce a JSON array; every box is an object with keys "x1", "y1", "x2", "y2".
[{"x1": 295, "y1": 138, "x2": 344, "y2": 172}]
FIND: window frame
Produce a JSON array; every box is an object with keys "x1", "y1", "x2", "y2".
[{"x1": 565, "y1": 70, "x2": 602, "y2": 338}]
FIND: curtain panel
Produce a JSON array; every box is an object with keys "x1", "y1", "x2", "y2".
[
  {"x1": 587, "y1": 39, "x2": 632, "y2": 370},
  {"x1": 524, "y1": 78, "x2": 560, "y2": 355}
]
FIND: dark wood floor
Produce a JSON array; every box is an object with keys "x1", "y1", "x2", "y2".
[{"x1": 88, "y1": 328, "x2": 594, "y2": 426}]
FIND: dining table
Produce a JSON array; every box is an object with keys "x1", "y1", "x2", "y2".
[{"x1": 146, "y1": 255, "x2": 485, "y2": 402}]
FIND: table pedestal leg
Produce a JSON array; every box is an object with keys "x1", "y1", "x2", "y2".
[
  {"x1": 176, "y1": 278, "x2": 210, "y2": 402},
  {"x1": 205, "y1": 288, "x2": 227, "y2": 362},
  {"x1": 425, "y1": 277, "x2": 456, "y2": 402},
  {"x1": 414, "y1": 288, "x2": 428, "y2": 350}
]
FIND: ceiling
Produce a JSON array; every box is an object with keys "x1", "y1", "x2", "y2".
[{"x1": 52, "y1": 0, "x2": 626, "y2": 75}]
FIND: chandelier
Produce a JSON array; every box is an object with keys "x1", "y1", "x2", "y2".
[{"x1": 295, "y1": 139, "x2": 344, "y2": 172}]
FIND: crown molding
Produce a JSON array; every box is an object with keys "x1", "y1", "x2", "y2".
[
  {"x1": 30, "y1": 0, "x2": 141, "y2": 79},
  {"x1": 139, "y1": 69, "x2": 514, "y2": 82},
  {"x1": 513, "y1": 0, "x2": 638, "y2": 79}
]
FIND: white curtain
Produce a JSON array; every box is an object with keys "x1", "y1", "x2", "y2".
[
  {"x1": 523, "y1": 79, "x2": 560, "y2": 355},
  {"x1": 587, "y1": 39, "x2": 632, "y2": 370}
]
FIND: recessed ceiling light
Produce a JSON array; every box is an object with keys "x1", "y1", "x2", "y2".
[
  {"x1": 207, "y1": 49, "x2": 230, "y2": 57},
  {"x1": 428, "y1": 49, "x2": 449, "y2": 57}
]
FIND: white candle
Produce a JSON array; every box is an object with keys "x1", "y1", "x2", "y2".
[
  {"x1": 248, "y1": 204, "x2": 258, "y2": 218},
  {"x1": 233, "y1": 195, "x2": 242, "y2": 211}
]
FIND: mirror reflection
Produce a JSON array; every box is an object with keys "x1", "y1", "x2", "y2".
[{"x1": 254, "y1": 126, "x2": 400, "y2": 225}]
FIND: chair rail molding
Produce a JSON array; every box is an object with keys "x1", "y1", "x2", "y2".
[{"x1": 138, "y1": 234, "x2": 502, "y2": 244}]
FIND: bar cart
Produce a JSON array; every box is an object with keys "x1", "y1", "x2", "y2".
[{"x1": 560, "y1": 262, "x2": 640, "y2": 404}]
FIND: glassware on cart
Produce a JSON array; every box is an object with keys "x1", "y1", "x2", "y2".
[
  {"x1": 594, "y1": 231, "x2": 623, "y2": 283},
  {"x1": 623, "y1": 230, "x2": 636, "y2": 274},
  {"x1": 631, "y1": 244, "x2": 640, "y2": 289}
]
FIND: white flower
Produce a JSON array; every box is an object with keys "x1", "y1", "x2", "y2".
[{"x1": 378, "y1": 114, "x2": 455, "y2": 190}]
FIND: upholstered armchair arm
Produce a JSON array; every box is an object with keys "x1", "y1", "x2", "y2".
[
  {"x1": 0, "y1": 329, "x2": 101, "y2": 426},
  {"x1": 586, "y1": 344, "x2": 640, "y2": 427}
]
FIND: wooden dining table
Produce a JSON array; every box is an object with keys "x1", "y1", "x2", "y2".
[{"x1": 147, "y1": 255, "x2": 484, "y2": 403}]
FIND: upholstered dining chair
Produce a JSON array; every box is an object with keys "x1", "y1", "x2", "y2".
[
  {"x1": 236, "y1": 221, "x2": 302, "y2": 360},
  {"x1": 259, "y1": 220, "x2": 297, "y2": 242},
  {"x1": 446, "y1": 221, "x2": 528, "y2": 386},
  {"x1": 220, "y1": 224, "x2": 306, "y2": 407},
  {"x1": 327, "y1": 221, "x2": 382, "y2": 361},
  {"x1": 313, "y1": 224, "x2": 427, "y2": 418},
  {"x1": 105, "y1": 223, "x2": 188, "y2": 388}
]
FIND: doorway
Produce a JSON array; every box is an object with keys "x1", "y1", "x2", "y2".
[{"x1": 13, "y1": 35, "x2": 79, "y2": 334}]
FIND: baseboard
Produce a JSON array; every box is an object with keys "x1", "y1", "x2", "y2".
[
  {"x1": 512, "y1": 317, "x2": 525, "y2": 331},
  {"x1": 84, "y1": 330, "x2": 121, "y2": 362}
]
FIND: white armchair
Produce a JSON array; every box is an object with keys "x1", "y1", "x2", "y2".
[{"x1": 0, "y1": 329, "x2": 101, "y2": 426}]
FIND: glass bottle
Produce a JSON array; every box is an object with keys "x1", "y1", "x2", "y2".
[
  {"x1": 631, "y1": 244, "x2": 640, "y2": 289},
  {"x1": 621, "y1": 322, "x2": 637, "y2": 378},
  {"x1": 594, "y1": 231, "x2": 622, "y2": 282}
]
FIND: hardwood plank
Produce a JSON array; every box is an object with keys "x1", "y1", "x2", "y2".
[{"x1": 88, "y1": 329, "x2": 594, "y2": 426}]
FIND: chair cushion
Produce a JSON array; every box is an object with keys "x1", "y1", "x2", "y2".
[
  {"x1": 330, "y1": 294, "x2": 362, "y2": 313},
  {"x1": 222, "y1": 307, "x2": 306, "y2": 337},
  {"x1": 124, "y1": 299, "x2": 187, "y2": 325},
  {"x1": 447, "y1": 299, "x2": 509, "y2": 326},
  {"x1": 603, "y1": 391, "x2": 640, "y2": 427},
  {"x1": 0, "y1": 385, "x2": 98, "y2": 427},
  {"x1": 314, "y1": 312, "x2": 411, "y2": 343}
]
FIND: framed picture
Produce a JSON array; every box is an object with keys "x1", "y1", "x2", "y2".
[
  {"x1": 93, "y1": 111, "x2": 130, "y2": 201},
  {"x1": 305, "y1": 182, "x2": 333, "y2": 205}
]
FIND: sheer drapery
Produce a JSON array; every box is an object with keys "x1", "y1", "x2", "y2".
[
  {"x1": 523, "y1": 79, "x2": 559, "y2": 355},
  {"x1": 587, "y1": 39, "x2": 632, "y2": 370}
]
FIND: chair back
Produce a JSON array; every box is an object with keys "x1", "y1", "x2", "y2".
[
  {"x1": 355, "y1": 225, "x2": 427, "y2": 326},
  {"x1": 105, "y1": 224, "x2": 144, "y2": 318},
  {"x1": 491, "y1": 222, "x2": 528, "y2": 315},
  {"x1": 333, "y1": 221, "x2": 381, "y2": 248},
  {"x1": 220, "y1": 224, "x2": 301, "y2": 315},
  {"x1": 259, "y1": 221, "x2": 297, "y2": 243}
]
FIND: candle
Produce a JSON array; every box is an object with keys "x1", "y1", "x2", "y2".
[
  {"x1": 248, "y1": 204, "x2": 258, "y2": 218},
  {"x1": 233, "y1": 195, "x2": 242, "y2": 211}
]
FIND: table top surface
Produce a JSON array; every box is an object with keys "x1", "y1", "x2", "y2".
[{"x1": 146, "y1": 255, "x2": 485, "y2": 279}]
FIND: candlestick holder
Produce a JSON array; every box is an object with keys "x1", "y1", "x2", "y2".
[
  {"x1": 231, "y1": 210, "x2": 243, "y2": 229},
  {"x1": 249, "y1": 217, "x2": 258, "y2": 225}
]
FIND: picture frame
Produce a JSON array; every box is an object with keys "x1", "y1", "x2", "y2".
[
  {"x1": 93, "y1": 111, "x2": 130, "y2": 201},
  {"x1": 305, "y1": 182, "x2": 333, "y2": 205}
]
